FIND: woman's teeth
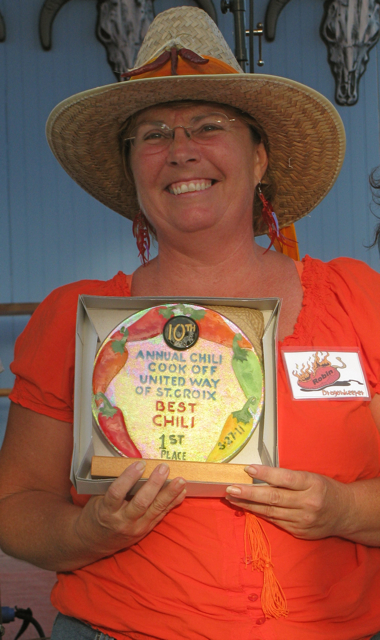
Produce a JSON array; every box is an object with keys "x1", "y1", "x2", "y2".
[{"x1": 169, "y1": 180, "x2": 212, "y2": 195}]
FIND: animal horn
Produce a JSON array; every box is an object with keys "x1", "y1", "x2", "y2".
[
  {"x1": 0, "y1": 11, "x2": 6, "y2": 42},
  {"x1": 265, "y1": 0, "x2": 292, "y2": 41},
  {"x1": 193, "y1": 0, "x2": 218, "y2": 25},
  {"x1": 39, "y1": 0, "x2": 72, "y2": 50}
]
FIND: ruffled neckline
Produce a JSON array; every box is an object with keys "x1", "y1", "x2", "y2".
[
  {"x1": 280, "y1": 255, "x2": 334, "y2": 347},
  {"x1": 123, "y1": 258, "x2": 333, "y2": 347},
  {"x1": 110, "y1": 271, "x2": 133, "y2": 296}
]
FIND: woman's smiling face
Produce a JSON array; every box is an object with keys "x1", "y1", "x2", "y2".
[{"x1": 129, "y1": 102, "x2": 268, "y2": 240}]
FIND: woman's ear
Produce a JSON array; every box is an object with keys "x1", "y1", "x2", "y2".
[{"x1": 254, "y1": 142, "x2": 269, "y2": 184}]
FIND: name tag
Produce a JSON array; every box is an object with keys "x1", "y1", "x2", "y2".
[{"x1": 282, "y1": 349, "x2": 370, "y2": 400}]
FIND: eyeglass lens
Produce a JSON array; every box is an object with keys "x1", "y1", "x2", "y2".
[{"x1": 128, "y1": 113, "x2": 235, "y2": 149}]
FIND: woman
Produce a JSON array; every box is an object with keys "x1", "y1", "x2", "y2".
[{"x1": 1, "y1": 6, "x2": 380, "y2": 640}]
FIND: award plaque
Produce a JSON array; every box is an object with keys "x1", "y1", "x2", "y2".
[{"x1": 92, "y1": 303, "x2": 264, "y2": 464}]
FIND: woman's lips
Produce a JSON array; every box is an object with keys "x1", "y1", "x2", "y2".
[{"x1": 167, "y1": 179, "x2": 213, "y2": 195}]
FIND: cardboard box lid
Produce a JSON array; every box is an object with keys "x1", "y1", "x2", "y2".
[{"x1": 72, "y1": 295, "x2": 280, "y2": 496}]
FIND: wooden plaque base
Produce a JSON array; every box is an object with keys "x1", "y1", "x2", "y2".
[{"x1": 91, "y1": 456, "x2": 252, "y2": 485}]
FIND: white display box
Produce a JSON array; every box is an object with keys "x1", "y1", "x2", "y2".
[{"x1": 71, "y1": 296, "x2": 280, "y2": 497}]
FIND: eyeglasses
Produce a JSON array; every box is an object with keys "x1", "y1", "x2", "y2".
[{"x1": 125, "y1": 112, "x2": 236, "y2": 154}]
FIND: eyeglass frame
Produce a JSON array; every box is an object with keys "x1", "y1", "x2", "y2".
[{"x1": 123, "y1": 112, "x2": 241, "y2": 150}]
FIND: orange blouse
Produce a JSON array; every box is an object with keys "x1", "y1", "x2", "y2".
[{"x1": 9, "y1": 256, "x2": 380, "y2": 640}]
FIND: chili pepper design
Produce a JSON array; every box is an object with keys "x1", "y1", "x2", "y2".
[
  {"x1": 93, "y1": 305, "x2": 263, "y2": 461},
  {"x1": 297, "y1": 364, "x2": 340, "y2": 390},
  {"x1": 93, "y1": 307, "x2": 174, "y2": 402},
  {"x1": 232, "y1": 334, "x2": 264, "y2": 399},
  {"x1": 120, "y1": 47, "x2": 208, "y2": 80},
  {"x1": 207, "y1": 397, "x2": 256, "y2": 462},
  {"x1": 292, "y1": 352, "x2": 347, "y2": 391},
  {"x1": 127, "y1": 306, "x2": 172, "y2": 342},
  {"x1": 95, "y1": 393, "x2": 142, "y2": 458},
  {"x1": 198, "y1": 311, "x2": 252, "y2": 349},
  {"x1": 178, "y1": 47, "x2": 209, "y2": 65},
  {"x1": 93, "y1": 327, "x2": 129, "y2": 402}
]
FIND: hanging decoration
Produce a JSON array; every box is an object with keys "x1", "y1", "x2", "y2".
[
  {"x1": 39, "y1": 0, "x2": 218, "y2": 79},
  {"x1": 321, "y1": 0, "x2": 380, "y2": 106},
  {"x1": 264, "y1": 0, "x2": 380, "y2": 106},
  {"x1": 0, "y1": 11, "x2": 6, "y2": 42},
  {"x1": 96, "y1": 0, "x2": 154, "y2": 76}
]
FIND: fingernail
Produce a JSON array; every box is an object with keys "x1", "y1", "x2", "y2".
[
  {"x1": 171, "y1": 477, "x2": 186, "y2": 492},
  {"x1": 134, "y1": 461, "x2": 146, "y2": 472},
  {"x1": 226, "y1": 486, "x2": 242, "y2": 496},
  {"x1": 158, "y1": 463, "x2": 169, "y2": 475},
  {"x1": 244, "y1": 465, "x2": 258, "y2": 475}
]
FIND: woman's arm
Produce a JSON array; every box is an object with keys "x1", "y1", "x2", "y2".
[
  {"x1": 225, "y1": 394, "x2": 380, "y2": 546},
  {"x1": 0, "y1": 403, "x2": 186, "y2": 572}
]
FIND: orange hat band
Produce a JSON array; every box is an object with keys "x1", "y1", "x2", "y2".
[{"x1": 121, "y1": 48, "x2": 240, "y2": 81}]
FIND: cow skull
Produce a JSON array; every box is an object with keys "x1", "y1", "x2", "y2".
[
  {"x1": 321, "y1": 0, "x2": 380, "y2": 105},
  {"x1": 97, "y1": 0, "x2": 154, "y2": 75},
  {"x1": 39, "y1": 0, "x2": 218, "y2": 79},
  {"x1": 265, "y1": 0, "x2": 380, "y2": 106}
]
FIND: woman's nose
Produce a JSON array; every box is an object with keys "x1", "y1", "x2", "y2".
[{"x1": 167, "y1": 127, "x2": 201, "y2": 165}]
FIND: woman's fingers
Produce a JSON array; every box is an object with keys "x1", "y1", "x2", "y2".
[
  {"x1": 225, "y1": 464, "x2": 348, "y2": 539},
  {"x1": 225, "y1": 495, "x2": 306, "y2": 526},
  {"x1": 138, "y1": 479, "x2": 187, "y2": 528},
  {"x1": 226, "y1": 485, "x2": 305, "y2": 513},
  {"x1": 225, "y1": 465, "x2": 315, "y2": 512},
  {"x1": 102, "y1": 460, "x2": 147, "y2": 513},
  {"x1": 124, "y1": 464, "x2": 186, "y2": 522},
  {"x1": 245, "y1": 464, "x2": 313, "y2": 491},
  {"x1": 101, "y1": 461, "x2": 187, "y2": 530},
  {"x1": 78, "y1": 462, "x2": 187, "y2": 556}
]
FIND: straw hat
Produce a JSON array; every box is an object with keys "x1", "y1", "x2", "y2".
[{"x1": 46, "y1": 6, "x2": 346, "y2": 235}]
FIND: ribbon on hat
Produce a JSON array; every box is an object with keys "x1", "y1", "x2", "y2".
[
  {"x1": 121, "y1": 47, "x2": 209, "y2": 79},
  {"x1": 273, "y1": 224, "x2": 300, "y2": 260},
  {"x1": 121, "y1": 47, "x2": 240, "y2": 80}
]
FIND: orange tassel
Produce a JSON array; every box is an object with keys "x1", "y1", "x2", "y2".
[
  {"x1": 245, "y1": 513, "x2": 288, "y2": 619},
  {"x1": 273, "y1": 224, "x2": 300, "y2": 261}
]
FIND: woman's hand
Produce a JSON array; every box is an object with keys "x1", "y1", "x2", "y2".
[
  {"x1": 0, "y1": 405, "x2": 187, "y2": 570},
  {"x1": 225, "y1": 465, "x2": 353, "y2": 540},
  {"x1": 75, "y1": 461, "x2": 186, "y2": 556}
]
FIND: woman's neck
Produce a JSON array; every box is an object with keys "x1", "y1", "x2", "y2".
[
  {"x1": 130, "y1": 233, "x2": 304, "y2": 342},
  {"x1": 131, "y1": 233, "x2": 288, "y2": 299}
]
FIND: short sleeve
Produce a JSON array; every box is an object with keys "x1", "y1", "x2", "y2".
[
  {"x1": 9, "y1": 272, "x2": 132, "y2": 422},
  {"x1": 327, "y1": 257, "x2": 380, "y2": 396}
]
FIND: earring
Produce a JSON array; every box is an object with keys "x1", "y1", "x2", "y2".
[
  {"x1": 132, "y1": 210, "x2": 150, "y2": 266},
  {"x1": 257, "y1": 184, "x2": 295, "y2": 254}
]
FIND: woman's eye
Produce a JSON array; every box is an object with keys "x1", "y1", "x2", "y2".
[
  {"x1": 143, "y1": 131, "x2": 166, "y2": 141},
  {"x1": 197, "y1": 124, "x2": 223, "y2": 134}
]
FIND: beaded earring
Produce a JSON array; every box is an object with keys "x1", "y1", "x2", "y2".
[{"x1": 132, "y1": 210, "x2": 150, "y2": 266}]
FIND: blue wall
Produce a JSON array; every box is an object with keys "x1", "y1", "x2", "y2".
[{"x1": 1, "y1": 0, "x2": 380, "y2": 440}]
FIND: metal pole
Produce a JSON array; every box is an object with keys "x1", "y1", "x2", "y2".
[
  {"x1": 232, "y1": 0, "x2": 248, "y2": 71},
  {"x1": 249, "y1": 0, "x2": 254, "y2": 72},
  {"x1": 222, "y1": 0, "x2": 262, "y2": 72}
]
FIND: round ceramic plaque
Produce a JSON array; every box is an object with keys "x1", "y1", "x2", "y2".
[{"x1": 92, "y1": 304, "x2": 264, "y2": 463}]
